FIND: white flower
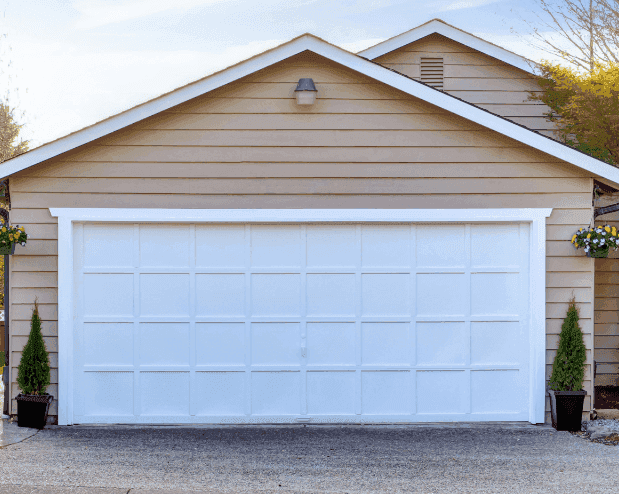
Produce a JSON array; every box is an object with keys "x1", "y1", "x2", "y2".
[
  {"x1": 594, "y1": 239, "x2": 599, "y2": 243},
  {"x1": 603, "y1": 231, "x2": 607, "y2": 236},
  {"x1": 20, "y1": 242, "x2": 25, "y2": 246}
]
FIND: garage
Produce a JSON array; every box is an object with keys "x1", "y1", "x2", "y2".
[{"x1": 55, "y1": 209, "x2": 546, "y2": 424}]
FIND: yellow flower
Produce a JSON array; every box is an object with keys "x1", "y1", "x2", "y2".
[
  {"x1": 19, "y1": 227, "x2": 24, "y2": 231},
  {"x1": 9, "y1": 235, "x2": 13, "y2": 241},
  {"x1": 575, "y1": 243, "x2": 579, "y2": 247},
  {"x1": 1, "y1": 227, "x2": 5, "y2": 233},
  {"x1": 605, "y1": 226, "x2": 611, "y2": 232},
  {"x1": 15, "y1": 231, "x2": 20, "y2": 237},
  {"x1": 613, "y1": 227, "x2": 617, "y2": 236},
  {"x1": 587, "y1": 233, "x2": 591, "y2": 239},
  {"x1": 572, "y1": 235, "x2": 577, "y2": 243}
]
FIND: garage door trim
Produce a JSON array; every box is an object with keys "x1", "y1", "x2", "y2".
[{"x1": 51, "y1": 208, "x2": 552, "y2": 425}]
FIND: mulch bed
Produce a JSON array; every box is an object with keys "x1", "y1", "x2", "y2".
[{"x1": 595, "y1": 386, "x2": 619, "y2": 409}]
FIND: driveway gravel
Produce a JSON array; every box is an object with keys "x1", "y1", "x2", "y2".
[{"x1": 1, "y1": 423, "x2": 619, "y2": 494}]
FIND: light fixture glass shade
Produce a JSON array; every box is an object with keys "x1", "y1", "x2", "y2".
[
  {"x1": 295, "y1": 91, "x2": 317, "y2": 105},
  {"x1": 294, "y1": 78, "x2": 317, "y2": 106}
]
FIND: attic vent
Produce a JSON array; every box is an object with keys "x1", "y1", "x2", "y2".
[{"x1": 420, "y1": 57, "x2": 444, "y2": 89}]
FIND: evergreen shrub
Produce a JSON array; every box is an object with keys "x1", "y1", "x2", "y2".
[
  {"x1": 548, "y1": 299, "x2": 587, "y2": 392},
  {"x1": 16, "y1": 301, "x2": 50, "y2": 395}
]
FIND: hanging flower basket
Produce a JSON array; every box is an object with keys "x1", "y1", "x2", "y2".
[
  {"x1": 0, "y1": 224, "x2": 28, "y2": 255},
  {"x1": 572, "y1": 225, "x2": 619, "y2": 258}
]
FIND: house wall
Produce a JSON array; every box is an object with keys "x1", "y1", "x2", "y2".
[
  {"x1": 7, "y1": 52, "x2": 594, "y2": 422},
  {"x1": 594, "y1": 199, "x2": 619, "y2": 389},
  {"x1": 373, "y1": 34, "x2": 557, "y2": 137}
]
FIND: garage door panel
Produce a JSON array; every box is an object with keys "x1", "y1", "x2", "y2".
[
  {"x1": 307, "y1": 274, "x2": 356, "y2": 316},
  {"x1": 251, "y1": 274, "x2": 301, "y2": 316},
  {"x1": 139, "y1": 224, "x2": 190, "y2": 268},
  {"x1": 83, "y1": 273, "x2": 134, "y2": 317},
  {"x1": 195, "y1": 323, "x2": 245, "y2": 365},
  {"x1": 362, "y1": 371, "x2": 411, "y2": 414},
  {"x1": 470, "y1": 322, "x2": 522, "y2": 365},
  {"x1": 196, "y1": 274, "x2": 245, "y2": 316},
  {"x1": 361, "y1": 273, "x2": 410, "y2": 316},
  {"x1": 306, "y1": 323, "x2": 356, "y2": 365},
  {"x1": 139, "y1": 323, "x2": 189, "y2": 366},
  {"x1": 141, "y1": 372, "x2": 190, "y2": 416},
  {"x1": 307, "y1": 225, "x2": 357, "y2": 267},
  {"x1": 251, "y1": 225, "x2": 303, "y2": 268},
  {"x1": 416, "y1": 322, "x2": 467, "y2": 365},
  {"x1": 471, "y1": 272, "x2": 520, "y2": 315},
  {"x1": 83, "y1": 323, "x2": 133, "y2": 366},
  {"x1": 361, "y1": 225, "x2": 411, "y2": 268},
  {"x1": 416, "y1": 224, "x2": 466, "y2": 267},
  {"x1": 307, "y1": 371, "x2": 356, "y2": 415},
  {"x1": 361, "y1": 323, "x2": 410, "y2": 366},
  {"x1": 140, "y1": 273, "x2": 189, "y2": 317},
  {"x1": 83, "y1": 223, "x2": 134, "y2": 268},
  {"x1": 74, "y1": 221, "x2": 531, "y2": 424},
  {"x1": 194, "y1": 372, "x2": 245, "y2": 415},
  {"x1": 471, "y1": 370, "x2": 526, "y2": 413},
  {"x1": 252, "y1": 372, "x2": 300, "y2": 415},
  {"x1": 251, "y1": 323, "x2": 300, "y2": 366},
  {"x1": 417, "y1": 371, "x2": 467, "y2": 414},
  {"x1": 417, "y1": 273, "x2": 467, "y2": 317},
  {"x1": 83, "y1": 371, "x2": 134, "y2": 416},
  {"x1": 195, "y1": 225, "x2": 245, "y2": 268},
  {"x1": 471, "y1": 224, "x2": 521, "y2": 267}
]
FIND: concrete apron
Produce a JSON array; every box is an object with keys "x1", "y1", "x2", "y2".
[{"x1": 0, "y1": 418, "x2": 38, "y2": 448}]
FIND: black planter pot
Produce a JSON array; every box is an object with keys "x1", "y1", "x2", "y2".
[
  {"x1": 548, "y1": 389, "x2": 586, "y2": 431},
  {"x1": 16, "y1": 394, "x2": 53, "y2": 429}
]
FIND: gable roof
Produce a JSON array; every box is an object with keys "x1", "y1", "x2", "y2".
[
  {"x1": 358, "y1": 19, "x2": 537, "y2": 74},
  {"x1": 2, "y1": 30, "x2": 618, "y2": 188}
]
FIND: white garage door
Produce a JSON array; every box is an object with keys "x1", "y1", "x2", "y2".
[{"x1": 72, "y1": 222, "x2": 530, "y2": 424}]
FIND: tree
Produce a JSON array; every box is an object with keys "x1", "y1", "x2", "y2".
[
  {"x1": 518, "y1": 0, "x2": 619, "y2": 72},
  {"x1": 0, "y1": 101, "x2": 27, "y2": 163},
  {"x1": 530, "y1": 60, "x2": 619, "y2": 163},
  {"x1": 16, "y1": 301, "x2": 50, "y2": 395},
  {"x1": 548, "y1": 299, "x2": 587, "y2": 391}
]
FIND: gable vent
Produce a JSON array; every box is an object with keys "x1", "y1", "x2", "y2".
[{"x1": 420, "y1": 57, "x2": 444, "y2": 90}]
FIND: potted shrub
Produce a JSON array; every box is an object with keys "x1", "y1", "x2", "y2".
[
  {"x1": 15, "y1": 301, "x2": 53, "y2": 429},
  {"x1": 547, "y1": 299, "x2": 587, "y2": 431},
  {"x1": 0, "y1": 223, "x2": 28, "y2": 255},
  {"x1": 571, "y1": 225, "x2": 619, "y2": 258}
]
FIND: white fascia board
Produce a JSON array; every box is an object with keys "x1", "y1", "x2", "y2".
[
  {"x1": 3, "y1": 32, "x2": 618, "y2": 186},
  {"x1": 49, "y1": 208, "x2": 553, "y2": 223},
  {"x1": 358, "y1": 19, "x2": 537, "y2": 74}
]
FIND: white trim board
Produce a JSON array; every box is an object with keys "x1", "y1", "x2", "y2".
[
  {"x1": 2, "y1": 31, "x2": 619, "y2": 187},
  {"x1": 358, "y1": 19, "x2": 538, "y2": 74},
  {"x1": 51, "y1": 207, "x2": 550, "y2": 426}
]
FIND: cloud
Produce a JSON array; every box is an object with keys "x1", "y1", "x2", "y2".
[
  {"x1": 437, "y1": 0, "x2": 500, "y2": 12},
  {"x1": 337, "y1": 38, "x2": 386, "y2": 53},
  {"x1": 72, "y1": 0, "x2": 233, "y2": 30}
]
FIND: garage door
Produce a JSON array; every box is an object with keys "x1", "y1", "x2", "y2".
[{"x1": 72, "y1": 222, "x2": 530, "y2": 423}]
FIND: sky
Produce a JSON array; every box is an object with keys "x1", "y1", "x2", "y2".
[{"x1": 1, "y1": 0, "x2": 569, "y2": 148}]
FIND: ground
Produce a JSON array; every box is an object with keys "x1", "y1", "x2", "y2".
[{"x1": 1, "y1": 422, "x2": 619, "y2": 494}]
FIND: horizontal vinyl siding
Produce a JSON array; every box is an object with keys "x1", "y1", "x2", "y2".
[
  {"x1": 373, "y1": 34, "x2": 556, "y2": 137},
  {"x1": 8, "y1": 52, "x2": 593, "y2": 422},
  {"x1": 595, "y1": 206, "x2": 619, "y2": 388}
]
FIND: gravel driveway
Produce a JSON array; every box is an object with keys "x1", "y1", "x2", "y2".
[{"x1": 1, "y1": 423, "x2": 619, "y2": 494}]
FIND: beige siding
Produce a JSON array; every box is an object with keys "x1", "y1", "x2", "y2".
[
  {"x1": 8, "y1": 52, "x2": 593, "y2": 422},
  {"x1": 595, "y1": 201, "x2": 619, "y2": 389},
  {"x1": 373, "y1": 34, "x2": 556, "y2": 136}
]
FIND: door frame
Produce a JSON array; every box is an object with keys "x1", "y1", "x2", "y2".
[{"x1": 50, "y1": 208, "x2": 552, "y2": 425}]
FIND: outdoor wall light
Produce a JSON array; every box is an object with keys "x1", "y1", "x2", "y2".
[{"x1": 294, "y1": 78, "x2": 317, "y2": 105}]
